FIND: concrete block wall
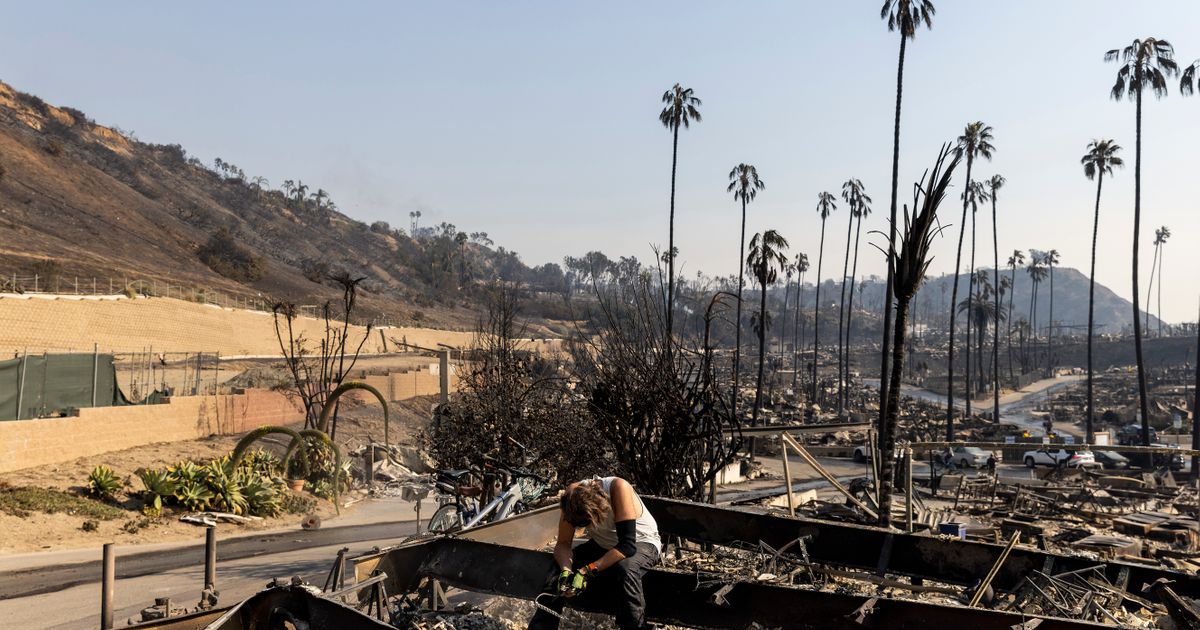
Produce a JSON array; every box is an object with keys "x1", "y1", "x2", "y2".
[{"x1": 0, "y1": 389, "x2": 303, "y2": 473}]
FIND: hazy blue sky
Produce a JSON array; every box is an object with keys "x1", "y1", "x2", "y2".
[{"x1": 3, "y1": 2, "x2": 1200, "y2": 321}]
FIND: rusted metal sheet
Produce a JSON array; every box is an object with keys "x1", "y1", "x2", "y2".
[
  {"x1": 197, "y1": 585, "x2": 392, "y2": 630},
  {"x1": 126, "y1": 609, "x2": 227, "y2": 630},
  {"x1": 642, "y1": 496, "x2": 1200, "y2": 598},
  {"x1": 363, "y1": 536, "x2": 1107, "y2": 629}
]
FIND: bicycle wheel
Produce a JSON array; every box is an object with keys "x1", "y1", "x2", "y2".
[{"x1": 427, "y1": 504, "x2": 464, "y2": 533}]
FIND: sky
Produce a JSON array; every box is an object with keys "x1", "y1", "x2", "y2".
[{"x1": 2, "y1": 1, "x2": 1200, "y2": 322}]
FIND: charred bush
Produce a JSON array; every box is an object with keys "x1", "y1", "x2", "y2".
[{"x1": 198, "y1": 228, "x2": 265, "y2": 282}]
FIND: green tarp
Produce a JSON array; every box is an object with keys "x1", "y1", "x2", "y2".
[{"x1": 0, "y1": 353, "x2": 122, "y2": 421}]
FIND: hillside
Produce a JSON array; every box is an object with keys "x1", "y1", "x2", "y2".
[{"x1": 0, "y1": 81, "x2": 570, "y2": 330}]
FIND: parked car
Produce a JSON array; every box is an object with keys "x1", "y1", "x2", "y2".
[
  {"x1": 1116, "y1": 424, "x2": 1158, "y2": 446},
  {"x1": 1117, "y1": 444, "x2": 1184, "y2": 470},
  {"x1": 951, "y1": 446, "x2": 992, "y2": 468},
  {"x1": 1092, "y1": 450, "x2": 1130, "y2": 469},
  {"x1": 1022, "y1": 448, "x2": 1098, "y2": 469}
]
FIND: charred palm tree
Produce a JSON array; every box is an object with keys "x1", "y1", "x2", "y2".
[
  {"x1": 660, "y1": 84, "x2": 702, "y2": 346},
  {"x1": 878, "y1": 143, "x2": 959, "y2": 527},
  {"x1": 878, "y1": 0, "x2": 936, "y2": 435},
  {"x1": 846, "y1": 191, "x2": 873, "y2": 408},
  {"x1": 1045, "y1": 248, "x2": 1060, "y2": 375},
  {"x1": 1146, "y1": 226, "x2": 1170, "y2": 335},
  {"x1": 1082, "y1": 139, "x2": 1123, "y2": 443},
  {"x1": 749, "y1": 230, "x2": 790, "y2": 430},
  {"x1": 728, "y1": 164, "x2": 766, "y2": 418},
  {"x1": 780, "y1": 261, "x2": 796, "y2": 356},
  {"x1": 1026, "y1": 252, "x2": 1047, "y2": 372},
  {"x1": 812, "y1": 192, "x2": 837, "y2": 404},
  {"x1": 948, "y1": 122, "x2": 995, "y2": 436},
  {"x1": 1006, "y1": 249, "x2": 1025, "y2": 381},
  {"x1": 839, "y1": 178, "x2": 871, "y2": 413},
  {"x1": 986, "y1": 174, "x2": 1005, "y2": 421},
  {"x1": 1107, "y1": 37, "x2": 1178, "y2": 446}
]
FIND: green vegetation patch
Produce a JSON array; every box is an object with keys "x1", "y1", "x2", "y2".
[{"x1": 0, "y1": 485, "x2": 125, "y2": 520}]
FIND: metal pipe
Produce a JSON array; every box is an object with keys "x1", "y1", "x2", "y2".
[
  {"x1": 92, "y1": 343, "x2": 99, "y2": 407},
  {"x1": 438, "y1": 350, "x2": 450, "y2": 404},
  {"x1": 15, "y1": 347, "x2": 27, "y2": 420},
  {"x1": 780, "y1": 433, "x2": 877, "y2": 520},
  {"x1": 101, "y1": 543, "x2": 115, "y2": 629},
  {"x1": 204, "y1": 527, "x2": 217, "y2": 591}
]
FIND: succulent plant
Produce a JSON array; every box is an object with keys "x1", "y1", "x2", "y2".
[
  {"x1": 175, "y1": 480, "x2": 213, "y2": 512},
  {"x1": 86, "y1": 465, "x2": 123, "y2": 501},
  {"x1": 137, "y1": 468, "x2": 177, "y2": 511}
]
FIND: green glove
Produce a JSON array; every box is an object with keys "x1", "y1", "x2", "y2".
[
  {"x1": 557, "y1": 568, "x2": 574, "y2": 594},
  {"x1": 570, "y1": 569, "x2": 588, "y2": 594}
]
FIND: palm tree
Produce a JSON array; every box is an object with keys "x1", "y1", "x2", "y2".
[
  {"x1": 962, "y1": 179, "x2": 990, "y2": 418},
  {"x1": 792, "y1": 253, "x2": 810, "y2": 392},
  {"x1": 948, "y1": 122, "x2": 995, "y2": 436},
  {"x1": 780, "y1": 261, "x2": 796, "y2": 356},
  {"x1": 1081, "y1": 139, "x2": 1123, "y2": 444},
  {"x1": 1145, "y1": 226, "x2": 1170, "y2": 335},
  {"x1": 812, "y1": 191, "x2": 837, "y2": 404},
  {"x1": 1107, "y1": 37, "x2": 1178, "y2": 447},
  {"x1": 1026, "y1": 251, "x2": 1047, "y2": 372},
  {"x1": 986, "y1": 174, "x2": 1005, "y2": 422},
  {"x1": 879, "y1": 143, "x2": 959, "y2": 527},
  {"x1": 878, "y1": 0, "x2": 936, "y2": 436},
  {"x1": 1006, "y1": 249, "x2": 1025, "y2": 380},
  {"x1": 838, "y1": 178, "x2": 871, "y2": 413},
  {"x1": 659, "y1": 84, "x2": 702, "y2": 345},
  {"x1": 749, "y1": 230, "x2": 790, "y2": 429},
  {"x1": 728, "y1": 164, "x2": 765, "y2": 418},
  {"x1": 845, "y1": 188, "x2": 873, "y2": 408},
  {"x1": 1045, "y1": 248, "x2": 1060, "y2": 375}
]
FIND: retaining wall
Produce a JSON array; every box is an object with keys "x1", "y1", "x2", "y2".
[{"x1": 0, "y1": 389, "x2": 302, "y2": 473}]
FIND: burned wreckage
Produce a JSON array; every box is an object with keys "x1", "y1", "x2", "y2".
[{"x1": 129, "y1": 490, "x2": 1200, "y2": 630}]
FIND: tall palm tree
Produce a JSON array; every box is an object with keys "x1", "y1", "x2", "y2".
[
  {"x1": 1026, "y1": 251, "x2": 1047, "y2": 372},
  {"x1": 792, "y1": 253, "x2": 810, "y2": 392},
  {"x1": 749, "y1": 230, "x2": 790, "y2": 429},
  {"x1": 948, "y1": 122, "x2": 995, "y2": 436},
  {"x1": 728, "y1": 164, "x2": 765, "y2": 419},
  {"x1": 1006, "y1": 249, "x2": 1025, "y2": 380},
  {"x1": 1045, "y1": 248, "x2": 1060, "y2": 375},
  {"x1": 878, "y1": 0, "x2": 936, "y2": 437},
  {"x1": 838, "y1": 178, "x2": 871, "y2": 413},
  {"x1": 1145, "y1": 226, "x2": 1170, "y2": 335},
  {"x1": 845, "y1": 189, "x2": 873, "y2": 407},
  {"x1": 1081, "y1": 139, "x2": 1123, "y2": 444},
  {"x1": 962, "y1": 179, "x2": 990, "y2": 417},
  {"x1": 812, "y1": 192, "x2": 837, "y2": 404},
  {"x1": 879, "y1": 143, "x2": 958, "y2": 527},
  {"x1": 659, "y1": 84, "x2": 702, "y2": 345},
  {"x1": 1107, "y1": 37, "x2": 1178, "y2": 447},
  {"x1": 780, "y1": 261, "x2": 796, "y2": 355},
  {"x1": 986, "y1": 174, "x2": 1006, "y2": 422}
]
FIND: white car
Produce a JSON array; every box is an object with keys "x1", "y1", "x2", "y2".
[{"x1": 1022, "y1": 448, "x2": 1097, "y2": 469}]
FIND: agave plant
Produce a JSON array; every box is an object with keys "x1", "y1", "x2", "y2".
[
  {"x1": 239, "y1": 449, "x2": 282, "y2": 478},
  {"x1": 86, "y1": 465, "x2": 123, "y2": 501},
  {"x1": 169, "y1": 461, "x2": 204, "y2": 485},
  {"x1": 137, "y1": 468, "x2": 178, "y2": 511},
  {"x1": 204, "y1": 460, "x2": 248, "y2": 515},
  {"x1": 241, "y1": 471, "x2": 283, "y2": 517},
  {"x1": 175, "y1": 480, "x2": 213, "y2": 512}
]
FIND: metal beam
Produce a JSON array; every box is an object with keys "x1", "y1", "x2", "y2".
[
  {"x1": 642, "y1": 496, "x2": 1200, "y2": 598},
  {"x1": 359, "y1": 536, "x2": 1106, "y2": 629},
  {"x1": 730, "y1": 421, "x2": 873, "y2": 437}
]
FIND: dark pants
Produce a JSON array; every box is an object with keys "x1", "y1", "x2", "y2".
[{"x1": 527, "y1": 540, "x2": 660, "y2": 630}]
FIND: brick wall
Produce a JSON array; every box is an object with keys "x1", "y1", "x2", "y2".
[{"x1": 0, "y1": 389, "x2": 303, "y2": 473}]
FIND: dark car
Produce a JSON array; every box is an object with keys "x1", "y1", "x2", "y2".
[
  {"x1": 1093, "y1": 450, "x2": 1130, "y2": 469},
  {"x1": 1117, "y1": 424, "x2": 1158, "y2": 446}
]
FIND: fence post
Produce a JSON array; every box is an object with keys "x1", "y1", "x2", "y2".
[
  {"x1": 101, "y1": 543, "x2": 115, "y2": 629},
  {"x1": 92, "y1": 343, "x2": 99, "y2": 407},
  {"x1": 33, "y1": 274, "x2": 38, "y2": 292},
  {"x1": 75, "y1": 277, "x2": 79, "y2": 294}
]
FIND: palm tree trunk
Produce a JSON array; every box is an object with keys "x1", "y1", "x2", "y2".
[
  {"x1": 846, "y1": 215, "x2": 864, "y2": 410},
  {"x1": 1048, "y1": 262, "x2": 1055, "y2": 376},
  {"x1": 1157, "y1": 246, "x2": 1163, "y2": 337},
  {"x1": 735, "y1": 199, "x2": 747, "y2": 421},
  {"x1": 753, "y1": 278, "x2": 768, "y2": 427},
  {"x1": 1192, "y1": 298, "x2": 1199, "y2": 481},
  {"x1": 1145, "y1": 243, "x2": 1158, "y2": 332},
  {"x1": 879, "y1": 295, "x2": 911, "y2": 528},
  {"x1": 667, "y1": 127, "x2": 679, "y2": 349},
  {"x1": 1132, "y1": 86, "x2": 1151, "y2": 447},
  {"x1": 880, "y1": 34, "x2": 907, "y2": 443},
  {"x1": 813, "y1": 219, "x2": 827, "y2": 404},
  {"x1": 794, "y1": 272, "x2": 804, "y2": 392},
  {"x1": 947, "y1": 155, "x2": 973, "y2": 438},
  {"x1": 781, "y1": 280, "x2": 791, "y2": 358},
  {"x1": 1087, "y1": 173, "x2": 1104, "y2": 444},
  {"x1": 966, "y1": 200, "x2": 977, "y2": 417},
  {"x1": 991, "y1": 196, "x2": 1001, "y2": 423},
  {"x1": 838, "y1": 211, "x2": 854, "y2": 414},
  {"x1": 1008, "y1": 264, "x2": 1016, "y2": 382}
]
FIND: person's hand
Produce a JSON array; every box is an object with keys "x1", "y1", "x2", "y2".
[{"x1": 557, "y1": 568, "x2": 574, "y2": 595}]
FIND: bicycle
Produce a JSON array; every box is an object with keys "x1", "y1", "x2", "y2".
[{"x1": 427, "y1": 454, "x2": 549, "y2": 533}]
